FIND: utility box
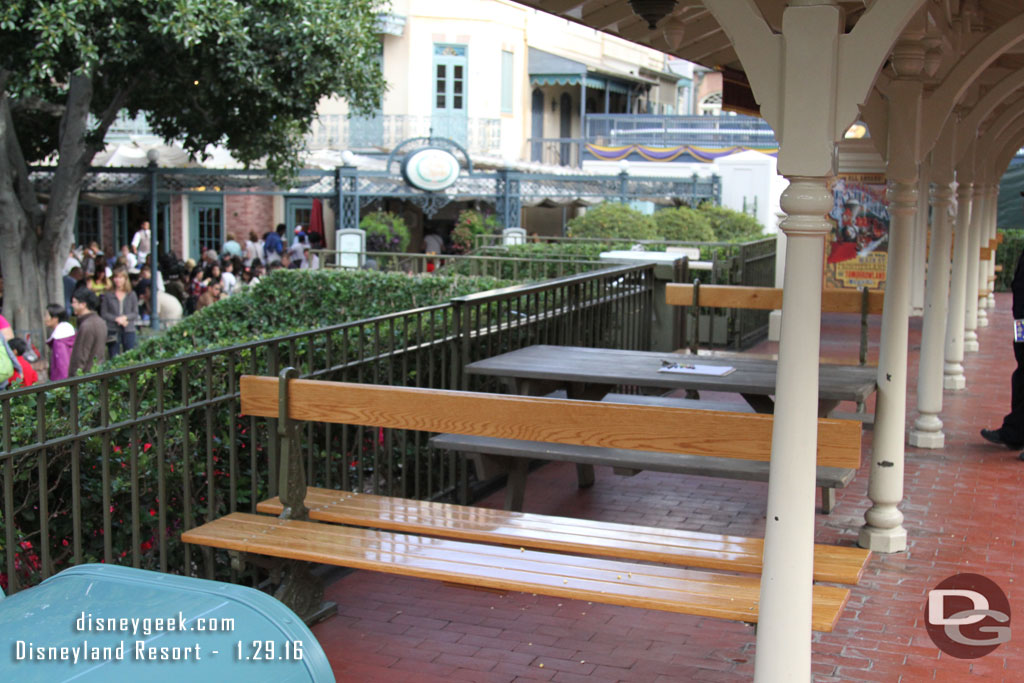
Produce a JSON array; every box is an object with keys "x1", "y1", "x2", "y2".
[{"x1": 0, "y1": 564, "x2": 334, "y2": 682}]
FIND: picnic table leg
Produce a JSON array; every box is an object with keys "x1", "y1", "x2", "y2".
[
  {"x1": 820, "y1": 487, "x2": 836, "y2": 515},
  {"x1": 740, "y1": 393, "x2": 775, "y2": 414},
  {"x1": 503, "y1": 458, "x2": 529, "y2": 512}
]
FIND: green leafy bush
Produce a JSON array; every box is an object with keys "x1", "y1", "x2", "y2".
[
  {"x1": 699, "y1": 204, "x2": 764, "y2": 242},
  {"x1": 996, "y1": 229, "x2": 1023, "y2": 292},
  {"x1": 451, "y1": 209, "x2": 501, "y2": 253},
  {"x1": 110, "y1": 269, "x2": 509, "y2": 365},
  {"x1": 654, "y1": 207, "x2": 716, "y2": 242},
  {"x1": 2, "y1": 269, "x2": 515, "y2": 590},
  {"x1": 360, "y1": 211, "x2": 410, "y2": 253},
  {"x1": 566, "y1": 202, "x2": 658, "y2": 241}
]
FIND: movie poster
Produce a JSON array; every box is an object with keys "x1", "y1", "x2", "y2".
[{"x1": 824, "y1": 174, "x2": 889, "y2": 290}]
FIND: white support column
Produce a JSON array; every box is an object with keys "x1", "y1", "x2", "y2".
[
  {"x1": 859, "y1": 180, "x2": 916, "y2": 552},
  {"x1": 909, "y1": 177, "x2": 954, "y2": 448},
  {"x1": 858, "y1": 33, "x2": 926, "y2": 554},
  {"x1": 988, "y1": 186, "x2": 998, "y2": 309},
  {"x1": 976, "y1": 188, "x2": 989, "y2": 327},
  {"x1": 944, "y1": 180, "x2": 972, "y2": 390},
  {"x1": 910, "y1": 168, "x2": 930, "y2": 316},
  {"x1": 963, "y1": 185, "x2": 984, "y2": 352},
  {"x1": 758, "y1": 177, "x2": 832, "y2": 681}
]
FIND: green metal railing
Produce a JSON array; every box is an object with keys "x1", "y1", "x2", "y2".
[{"x1": 0, "y1": 264, "x2": 654, "y2": 593}]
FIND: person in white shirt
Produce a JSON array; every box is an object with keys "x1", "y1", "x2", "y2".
[
  {"x1": 288, "y1": 231, "x2": 307, "y2": 269},
  {"x1": 118, "y1": 245, "x2": 138, "y2": 272},
  {"x1": 131, "y1": 221, "x2": 152, "y2": 262},
  {"x1": 220, "y1": 259, "x2": 238, "y2": 296}
]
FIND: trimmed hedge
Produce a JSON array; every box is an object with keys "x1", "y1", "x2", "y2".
[
  {"x1": 110, "y1": 269, "x2": 511, "y2": 366},
  {"x1": 655, "y1": 206, "x2": 716, "y2": 242},
  {"x1": 699, "y1": 204, "x2": 764, "y2": 242},
  {"x1": 360, "y1": 211, "x2": 410, "y2": 253},
  {"x1": 567, "y1": 203, "x2": 659, "y2": 241}
]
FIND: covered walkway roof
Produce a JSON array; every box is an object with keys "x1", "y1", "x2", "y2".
[{"x1": 498, "y1": 2, "x2": 1024, "y2": 680}]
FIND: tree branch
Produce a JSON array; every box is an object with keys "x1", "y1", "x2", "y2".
[{"x1": 10, "y1": 96, "x2": 66, "y2": 118}]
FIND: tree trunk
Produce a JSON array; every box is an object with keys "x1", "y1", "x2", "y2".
[{"x1": 1, "y1": 74, "x2": 97, "y2": 339}]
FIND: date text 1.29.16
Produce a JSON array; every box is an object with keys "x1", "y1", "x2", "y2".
[{"x1": 235, "y1": 640, "x2": 303, "y2": 661}]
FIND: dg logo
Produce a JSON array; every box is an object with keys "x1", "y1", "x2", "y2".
[{"x1": 925, "y1": 573, "x2": 1011, "y2": 659}]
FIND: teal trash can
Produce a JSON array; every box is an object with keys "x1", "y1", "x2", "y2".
[{"x1": 0, "y1": 564, "x2": 334, "y2": 682}]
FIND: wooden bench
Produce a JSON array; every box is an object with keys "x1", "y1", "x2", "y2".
[
  {"x1": 182, "y1": 370, "x2": 865, "y2": 632},
  {"x1": 666, "y1": 283, "x2": 884, "y2": 366},
  {"x1": 431, "y1": 392, "x2": 856, "y2": 514}
]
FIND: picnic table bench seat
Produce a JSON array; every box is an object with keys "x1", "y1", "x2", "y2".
[
  {"x1": 181, "y1": 372, "x2": 865, "y2": 632},
  {"x1": 256, "y1": 489, "x2": 870, "y2": 585},
  {"x1": 431, "y1": 392, "x2": 855, "y2": 513},
  {"x1": 182, "y1": 512, "x2": 850, "y2": 632}
]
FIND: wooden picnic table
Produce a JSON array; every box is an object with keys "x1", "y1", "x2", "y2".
[{"x1": 465, "y1": 344, "x2": 877, "y2": 416}]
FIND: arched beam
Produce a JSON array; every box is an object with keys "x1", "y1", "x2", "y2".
[
  {"x1": 988, "y1": 116, "x2": 1024, "y2": 180},
  {"x1": 922, "y1": 11, "x2": 1024, "y2": 151},
  {"x1": 834, "y1": 0, "x2": 929, "y2": 139},
  {"x1": 700, "y1": 0, "x2": 782, "y2": 132},
  {"x1": 976, "y1": 96, "x2": 1024, "y2": 162},
  {"x1": 955, "y1": 67, "x2": 1024, "y2": 162}
]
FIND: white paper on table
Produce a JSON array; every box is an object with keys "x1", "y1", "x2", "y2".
[{"x1": 658, "y1": 363, "x2": 736, "y2": 377}]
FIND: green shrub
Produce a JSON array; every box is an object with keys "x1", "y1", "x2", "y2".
[
  {"x1": 996, "y1": 229, "x2": 1024, "y2": 292},
  {"x1": 110, "y1": 269, "x2": 511, "y2": 365},
  {"x1": 360, "y1": 211, "x2": 410, "y2": 253},
  {"x1": 699, "y1": 204, "x2": 764, "y2": 242},
  {"x1": 3, "y1": 268, "x2": 516, "y2": 591},
  {"x1": 451, "y1": 209, "x2": 501, "y2": 253},
  {"x1": 654, "y1": 207, "x2": 716, "y2": 242},
  {"x1": 566, "y1": 202, "x2": 658, "y2": 241}
]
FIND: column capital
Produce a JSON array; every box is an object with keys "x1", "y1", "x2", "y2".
[
  {"x1": 779, "y1": 176, "x2": 833, "y2": 237},
  {"x1": 888, "y1": 181, "x2": 919, "y2": 217},
  {"x1": 930, "y1": 182, "x2": 954, "y2": 207},
  {"x1": 955, "y1": 181, "x2": 973, "y2": 200}
]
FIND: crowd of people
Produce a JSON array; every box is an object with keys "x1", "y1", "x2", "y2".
[{"x1": 1, "y1": 221, "x2": 324, "y2": 389}]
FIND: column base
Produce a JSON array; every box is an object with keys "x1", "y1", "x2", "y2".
[
  {"x1": 768, "y1": 309, "x2": 782, "y2": 342},
  {"x1": 908, "y1": 428, "x2": 944, "y2": 449},
  {"x1": 858, "y1": 524, "x2": 908, "y2": 553},
  {"x1": 943, "y1": 374, "x2": 966, "y2": 390},
  {"x1": 964, "y1": 340, "x2": 979, "y2": 353},
  {"x1": 977, "y1": 315, "x2": 988, "y2": 328},
  {"x1": 989, "y1": 294, "x2": 996, "y2": 307}
]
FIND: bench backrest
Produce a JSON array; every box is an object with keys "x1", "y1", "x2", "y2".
[
  {"x1": 665, "y1": 283, "x2": 883, "y2": 362},
  {"x1": 241, "y1": 375, "x2": 861, "y2": 469}
]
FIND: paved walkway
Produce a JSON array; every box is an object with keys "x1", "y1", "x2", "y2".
[{"x1": 312, "y1": 295, "x2": 1022, "y2": 682}]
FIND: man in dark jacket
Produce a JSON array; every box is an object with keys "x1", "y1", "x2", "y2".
[
  {"x1": 68, "y1": 287, "x2": 107, "y2": 376},
  {"x1": 981, "y1": 235, "x2": 1024, "y2": 455}
]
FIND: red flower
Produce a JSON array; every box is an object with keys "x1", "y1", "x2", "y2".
[
  {"x1": 143, "y1": 443, "x2": 152, "y2": 452},
  {"x1": 149, "y1": 508, "x2": 157, "y2": 516}
]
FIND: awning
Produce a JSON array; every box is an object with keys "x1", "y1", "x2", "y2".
[{"x1": 529, "y1": 74, "x2": 608, "y2": 90}]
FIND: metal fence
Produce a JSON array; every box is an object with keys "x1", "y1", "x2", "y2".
[
  {"x1": 585, "y1": 114, "x2": 778, "y2": 149},
  {"x1": 0, "y1": 264, "x2": 654, "y2": 593},
  {"x1": 315, "y1": 249, "x2": 608, "y2": 281}
]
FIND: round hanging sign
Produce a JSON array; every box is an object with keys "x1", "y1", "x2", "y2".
[{"x1": 401, "y1": 148, "x2": 461, "y2": 192}]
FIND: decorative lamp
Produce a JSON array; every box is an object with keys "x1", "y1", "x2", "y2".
[
  {"x1": 628, "y1": 0, "x2": 678, "y2": 30},
  {"x1": 662, "y1": 16, "x2": 686, "y2": 50}
]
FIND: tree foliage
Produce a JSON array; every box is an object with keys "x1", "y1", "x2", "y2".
[{"x1": 0, "y1": 0, "x2": 387, "y2": 334}]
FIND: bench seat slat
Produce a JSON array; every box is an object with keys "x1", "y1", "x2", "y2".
[
  {"x1": 183, "y1": 513, "x2": 848, "y2": 631},
  {"x1": 257, "y1": 489, "x2": 870, "y2": 585}
]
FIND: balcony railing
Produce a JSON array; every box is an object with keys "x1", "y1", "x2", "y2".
[
  {"x1": 309, "y1": 114, "x2": 502, "y2": 155},
  {"x1": 585, "y1": 114, "x2": 777, "y2": 149}
]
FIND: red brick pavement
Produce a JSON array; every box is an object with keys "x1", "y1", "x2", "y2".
[{"x1": 312, "y1": 295, "x2": 1023, "y2": 682}]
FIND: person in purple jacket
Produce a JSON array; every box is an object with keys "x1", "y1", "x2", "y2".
[{"x1": 44, "y1": 303, "x2": 76, "y2": 381}]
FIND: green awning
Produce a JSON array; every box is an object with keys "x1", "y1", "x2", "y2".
[{"x1": 530, "y1": 74, "x2": 582, "y2": 87}]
